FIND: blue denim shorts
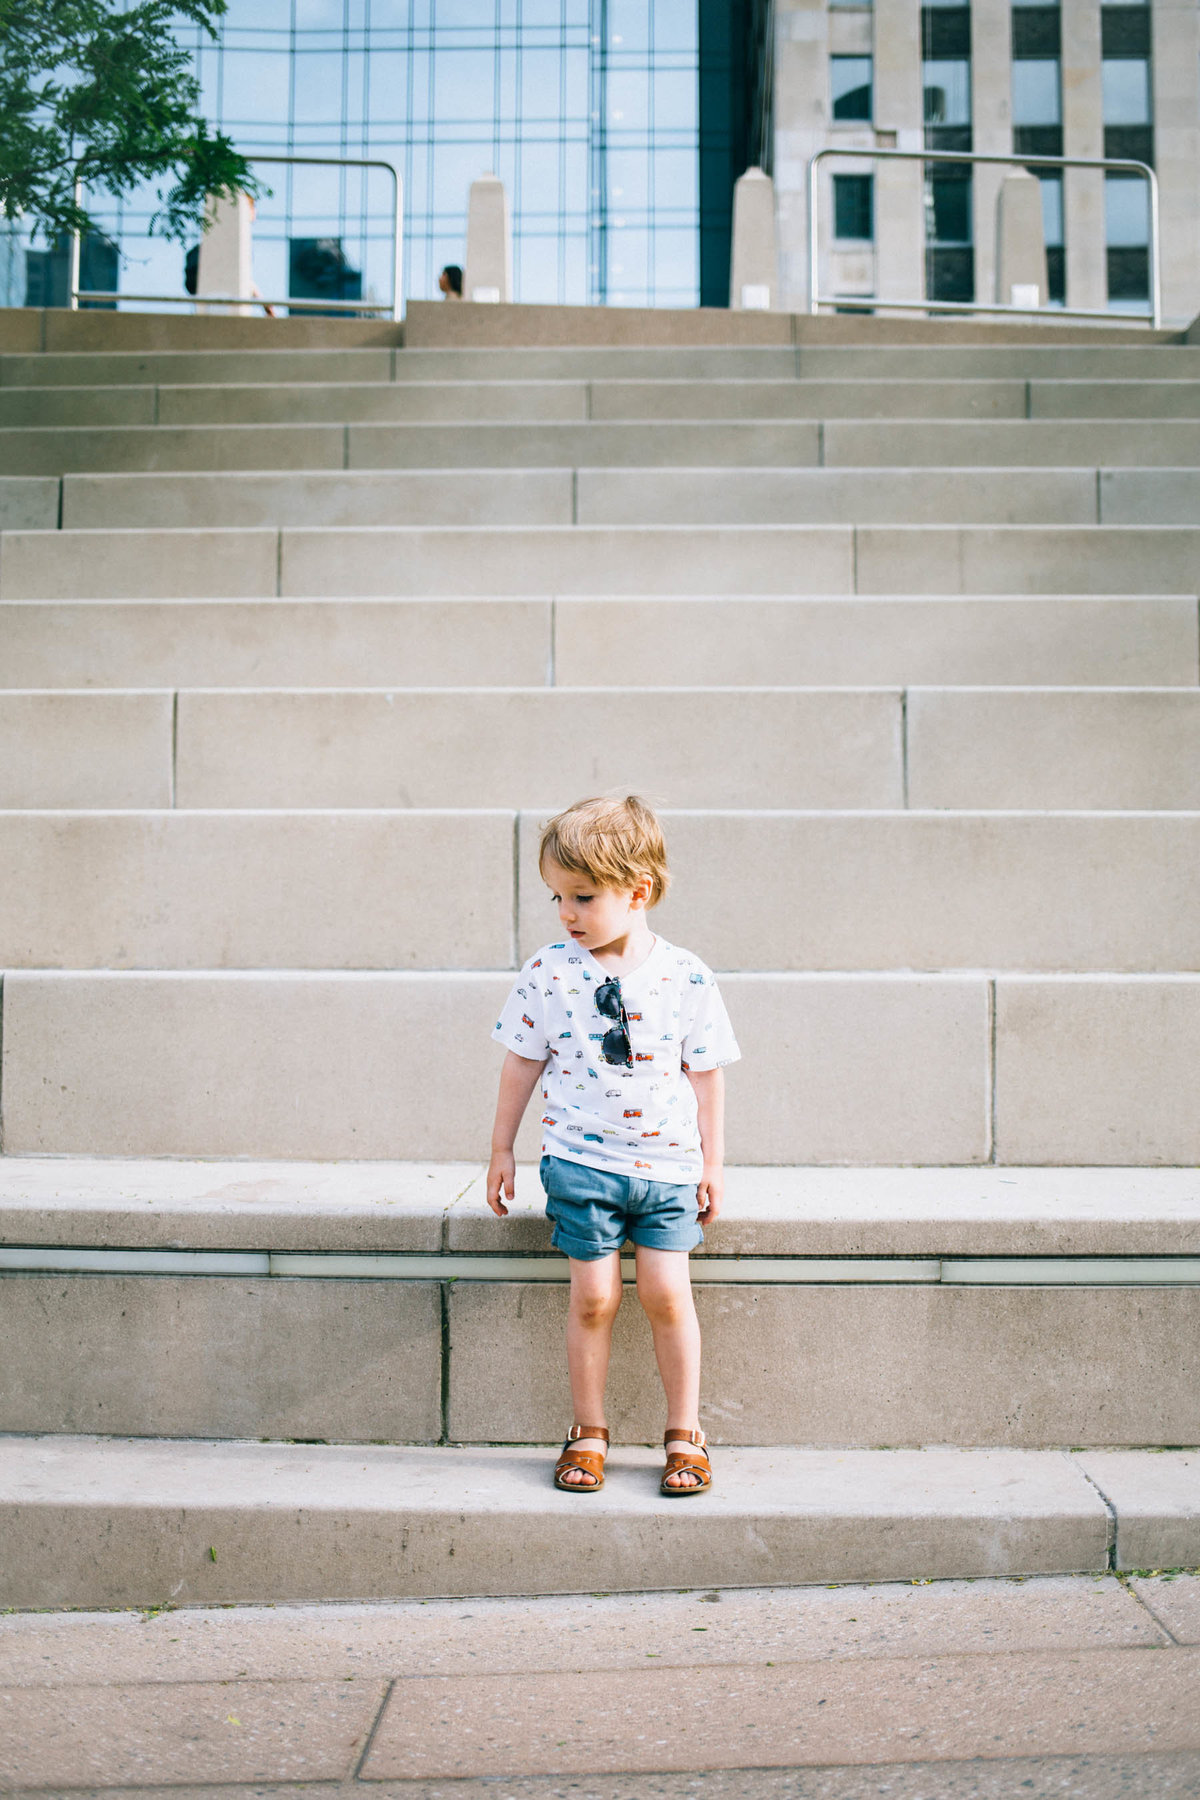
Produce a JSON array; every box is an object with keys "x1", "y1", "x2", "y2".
[{"x1": 540, "y1": 1153, "x2": 703, "y2": 1260}]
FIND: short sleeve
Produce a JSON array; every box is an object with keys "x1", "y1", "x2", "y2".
[
  {"x1": 680, "y1": 963, "x2": 741, "y2": 1072},
  {"x1": 492, "y1": 957, "x2": 550, "y2": 1061}
]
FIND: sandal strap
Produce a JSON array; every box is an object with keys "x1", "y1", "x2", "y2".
[
  {"x1": 555, "y1": 1445, "x2": 607, "y2": 1485},
  {"x1": 663, "y1": 1427, "x2": 706, "y2": 1449},
  {"x1": 565, "y1": 1424, "x2": 609, "y2": 1443}
]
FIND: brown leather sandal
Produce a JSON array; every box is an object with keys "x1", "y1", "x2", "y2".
[
  {"x1": 661, "y1": 1427, "x2": 712, "y2": 1496},
  {"x1": 553, "y1": 1424, "x2": 609, "y2": 1492}
]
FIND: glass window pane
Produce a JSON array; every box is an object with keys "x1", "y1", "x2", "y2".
[
  {"x1": 833, "y1": 173, "x2": 874, "y2": 239},
  {"x1": 652, "y1": 147, "x2": 697, "y2": 211},
  {"x1": 654, "y1": 66, "x2": 695, "y2": 131},
  {"x1": 608, "y1": 148, "x2": 650, "y2": 210},
  {"x1": 608, "y1": 0, "x2": 651, "y2": 52},
  {"x1": 1012, "y1": 59, "x2": 1060, "y2": 125},
  {"x1": 652, "y1": 0, "x2": 698, "y2": 51},
  {"x1": 1105, "y1": 174, "x2": 1149, "y2": 244},
  {"x1": 831, "y1": 56, "x2": 873, "y2": 121},
  {"x1": 1039, "y1": 173, "x2": 1064, "y2": 247},
  {"x1": 1102, "y1": 59, "x2": 1151, "y2": 124},
  {"x1": 607, "y1": 67, "x2": 650, "y2": 131},
  {"x1": 923, "y1": 59, "x2": 971, "y2": 125},
  {"x1": 926, "y1": 169, "x2": 972, "y2": 242}
]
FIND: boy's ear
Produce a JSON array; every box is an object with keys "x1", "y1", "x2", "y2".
[{"x1": 631, "y1": 874, "x2": 654, "y2": 910}]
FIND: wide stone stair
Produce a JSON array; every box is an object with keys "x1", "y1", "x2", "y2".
[{"x1": 1, "y1": 305, "x2": 1198, "y2": 1607}]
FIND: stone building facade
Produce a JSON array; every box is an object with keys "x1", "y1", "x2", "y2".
[{"x1": 770, "y1": 0, "x2": 1200, "y2": 324}]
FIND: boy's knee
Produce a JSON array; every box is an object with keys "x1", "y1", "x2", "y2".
[
  {"x1": 572, "y1": 1286, "x2": 621, "y2": 1328},
  {"x1": 637, "y1": 1283, "x2": 690, "y2": 1328}
]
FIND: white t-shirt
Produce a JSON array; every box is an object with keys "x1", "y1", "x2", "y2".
[{"x1": 492, "y1": 934, "x2": 741, "y2": 1185}]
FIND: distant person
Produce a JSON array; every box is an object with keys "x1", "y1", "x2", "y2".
[{"x1": 438, "y1": 263, "x2": 463, "y2": 299}]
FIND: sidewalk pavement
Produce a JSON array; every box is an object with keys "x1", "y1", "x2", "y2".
[{"x1": 2, "y1": 1572, "x2": 1200, "y2": 1797}]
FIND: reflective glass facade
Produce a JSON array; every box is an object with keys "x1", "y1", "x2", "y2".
[{"x1": 34, "y1": 0, "x2": 709, "y2": 313}]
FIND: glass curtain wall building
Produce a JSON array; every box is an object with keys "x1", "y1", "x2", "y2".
[{"x1": 16, "y1": 0, "x2": 741, "y2": 314}]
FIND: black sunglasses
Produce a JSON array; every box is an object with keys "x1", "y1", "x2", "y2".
[{"x1": 594, "y1": 977, "x2": 632, "y2": 1068}]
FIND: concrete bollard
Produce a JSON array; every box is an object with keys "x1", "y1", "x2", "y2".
[
  {"x1": 196, "y1": 191, "x2": 255, "y2": 316},
  {"x1": 995, "y1": 171, "x2": 1049, "y2": 309},
  {"x1": 729, "y1": 166, "x2": 778, "y2": 310},
  {"x1": 465, "y1": 174, "x2": 512, "y2": 304}
]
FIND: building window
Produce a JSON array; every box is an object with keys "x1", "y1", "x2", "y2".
[
  {"x1": 831, "y1": 55, "x2": 873, "y2": 121},
  {"x1": 1102, "y1": 53, "x2": 1153, "y2": 166},
  {"x1": 833, "y1": 173, "x2": 874, "y2": 240},
  {"x1": 1012, "y1": 56, "x2": 1062, "y2": 158},
  {"x1": 925, "y1": 164, "x2": 974, "y2": 303},
  {"x1": 923, "y1": 59, "x2": 971, "y2": 129},
  {"x1": 1038, "y1": 172, "x2": 1065, "y2": 305},
  {"x1": 1102, "y1": 57, "x2": 1151, "y2": 123},
  {"x1": 1012, "y1": 5, "x2": 1061, "y2": 58},
  {"x1": 1106, "y1": 173, "x2": 1150, "y2": 303}
]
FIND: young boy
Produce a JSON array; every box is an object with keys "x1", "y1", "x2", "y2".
[{"x1": 486, "y1": 794, "x2": 740, "y2": 1497}]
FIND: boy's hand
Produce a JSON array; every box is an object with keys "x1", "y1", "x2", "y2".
[
  {"x1": 696, "y1": 1165, "x2": 723, "y2": 1224},
  {"x1": 486, "y1": 1150, "x2": 515, "y2": 1217}
]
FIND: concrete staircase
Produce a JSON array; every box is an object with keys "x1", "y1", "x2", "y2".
[{"x1": 2, "y1": 305, "x2": 1198, "y2": 1607}]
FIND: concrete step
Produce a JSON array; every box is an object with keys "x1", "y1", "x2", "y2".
[
  {"x1": 906, "y1": 688, "x2": 1200, "y2": 808},
  {"x1": 0, "y1": 386, "x2": 156, "y2": 426},
  {"x1": 3, "y1": 1435, "x2": 1153, "y2": 1607},
  {"x1": 2, "y1": 1164, "x2": 1198, "y2": 1450},
  {"x1": 3, "y1": 596, "x2": 1194, "y2": 691},
  {"x1": 0, "y1": 808, "x2": 517, "y2": 968},
  {"x1": 1, "y1": 687, "x2": 904, "y2": 809},
  {"x1": 0, "y1": 476, "x2": 57, "y2": 529},
  {"x1": 58, "y1": 466, "x2": 1127, "y2": 530},
  {"x1": 553, "y1": 597, "x2": 1199, "y2": 688},
  {"x1": 823, "y1": 419, "x2": 1200, "y2": 467},
  {"x1": 9, "y1": 524, "x2": 1200, "y2": 599},
  {"x1": 0, "y1": 307, "x2": 401, "y2": 354},
  {"x1": 9, "y1": 685, "x2": 1195, "y2": 811},
  {"x1": 1034, "y1": 381, "x2": 1200, "y2": 418},
  {"x1": 159, "y1": 380, "x2": 591, "y2": 424},
  {"x1": 14, "y1": 420, "x2": 1200, "y2": 479},
  {"x1": 797, "y1": 345, "x2": 1200, "y2": 379},
  {"x1": 0, "y1": 598, "x2": 556, "y2": 688},
  {"x1": 7, "y1": 687, "x2": 1198, "y2": 810},
  {"x1": 4, "y1": 809, "x2": 1196, "y2": 973},
  {"x1": 3, "y1": 968, "x2": 1197, "y2": 1163},
  {"x1": 0, "y1": 348, "x2": 394, "y2": 387},
  {"x1": 0, "y1": 423, "x2": 345, "y2": 476},
  {"x1": 7, "y1": 343, "x2": 1199, "y2": 390},
  {"x1": 145, "y1": 377, "x2": 1031, "y2": 426},
  {"x1": 61, "y1": 468, "x2": 578, "y2": 529}
]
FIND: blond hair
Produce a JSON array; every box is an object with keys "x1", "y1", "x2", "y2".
[{"x1": 538, "y1": 794, "x2": 670, "y2": 908}]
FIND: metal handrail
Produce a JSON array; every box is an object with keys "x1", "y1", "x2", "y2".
[
  {"x1": 807, "y1": 145, "x2": 1161, "y2": 329},
  {"x1": 69, "y1": 152, "x2": 404, "y2": 320}
]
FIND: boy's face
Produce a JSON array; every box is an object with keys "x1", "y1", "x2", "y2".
[{"x1": 541, "y1": 857, "x2": 651, "y2": 954}]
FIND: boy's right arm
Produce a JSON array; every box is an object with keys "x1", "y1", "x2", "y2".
[{"x1": 486, "y1": 1050, "x2": 547, "y2": 1216}]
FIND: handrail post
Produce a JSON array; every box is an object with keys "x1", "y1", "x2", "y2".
[
  {"x1": 1147, "y1": 164, "x2": 1162, "y2": 330},
  {"x1": 808, "y1": 150, "x2": 821, "y2": 315},
  {"x1": 390, "y1": 162, "x2": 403, "y2": 323},
  {"x1": 68, "y1": 172, "x2": 83, "y2": 310}
]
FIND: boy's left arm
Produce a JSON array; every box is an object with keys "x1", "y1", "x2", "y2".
[{"x1": 685, "y1": 1066, "x2": 725, "y2": 1223}]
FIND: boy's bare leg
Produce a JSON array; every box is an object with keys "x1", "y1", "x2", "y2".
[
  {"x1": 561, "y1": 1252, "x2": 623, "y2": 1485},
  {"x1": 634, "y1": 1245, "x2": 704, "y2": 1488}
]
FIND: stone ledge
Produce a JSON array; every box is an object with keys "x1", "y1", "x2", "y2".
[
  {"x1": 0, "y1": 1436, "x2": 1115, "y2": 1606},
  {"x1": 2, "y1": 1160, "x2": 1197, "y2": 1255}
]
